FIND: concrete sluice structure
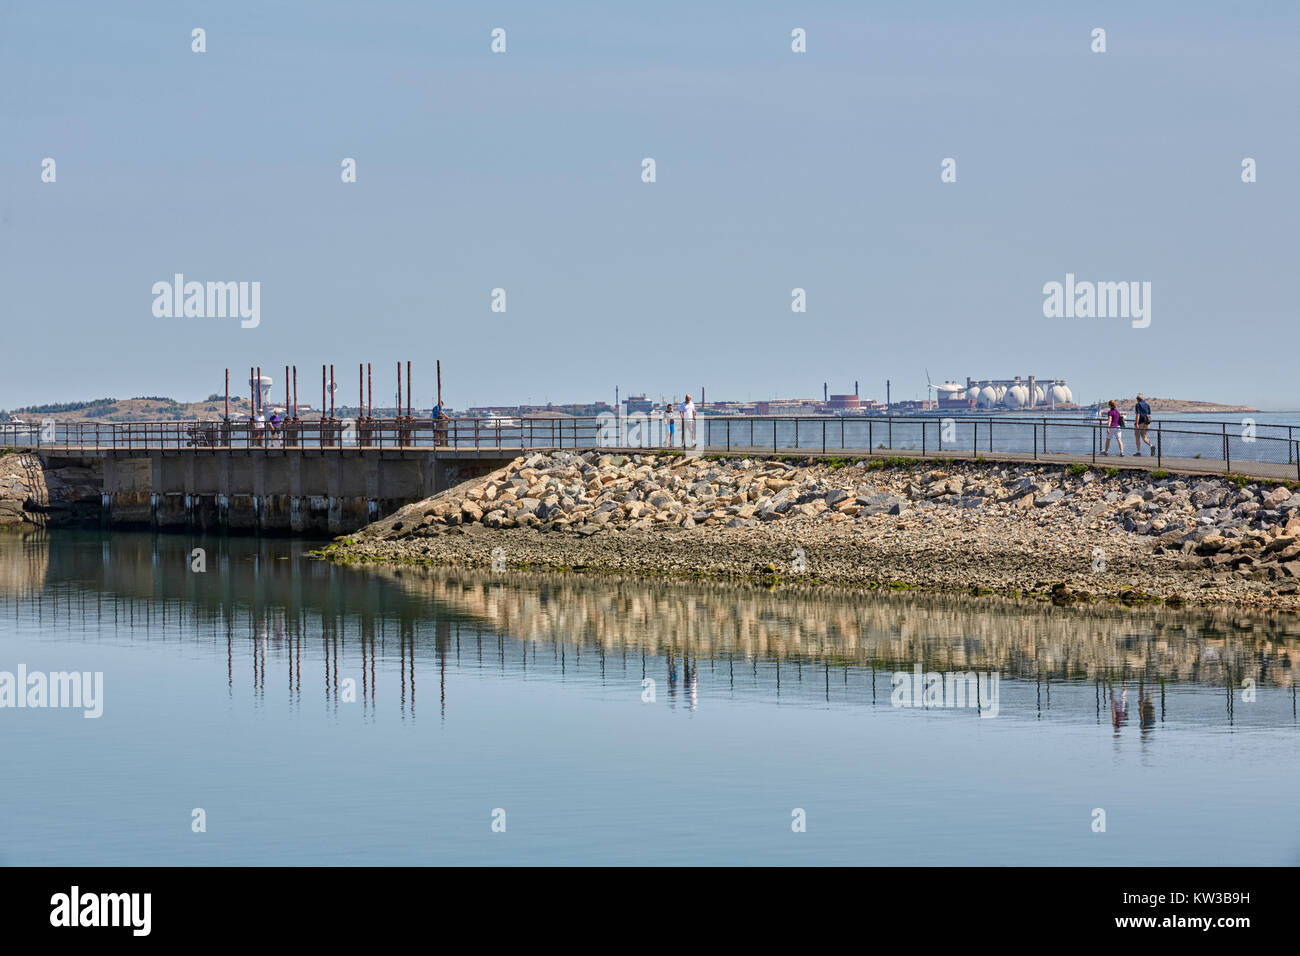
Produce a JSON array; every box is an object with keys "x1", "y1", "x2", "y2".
[{"x1": 2, "y1": 449, "x2": 518, "y2": 536}]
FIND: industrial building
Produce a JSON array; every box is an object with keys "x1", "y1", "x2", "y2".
[{"x1": 934, "y1": 376, "x2": 1075, "y2": 410}]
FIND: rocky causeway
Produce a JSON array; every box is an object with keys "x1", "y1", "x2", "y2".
[{"x1": 315, "y1": 450, "x2": 1300, "y2": 613}]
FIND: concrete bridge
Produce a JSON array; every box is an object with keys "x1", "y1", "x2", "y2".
[{"x1": 3, "y1": 415, "x2": 1298, "y2": 535}]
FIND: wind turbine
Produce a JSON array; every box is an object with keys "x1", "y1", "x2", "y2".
[{"x1": 924, "y1": 369, "x2": 937, "y2": 408}]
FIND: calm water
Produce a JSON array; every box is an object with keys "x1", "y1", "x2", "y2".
[{"x1": 1, "y1": 530, "x2": 1298, "y2": 866}]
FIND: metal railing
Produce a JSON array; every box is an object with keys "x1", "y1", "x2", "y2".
[{"x1": 3, "y1": 414, "x2": 1298, "y2": 478}]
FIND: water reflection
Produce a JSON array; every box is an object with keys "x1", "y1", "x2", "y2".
[{"x1": 1, "y1": 530, "x2": 1297, "y2": 732}]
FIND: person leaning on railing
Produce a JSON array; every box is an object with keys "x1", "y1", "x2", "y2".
[{"x1": 433, "y1": 403, "x2": 449, "y2": 446}]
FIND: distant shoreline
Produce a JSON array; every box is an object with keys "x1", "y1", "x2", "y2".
[{"x1": 1, "y1": 396, "x2": 1265, "y2": 422}]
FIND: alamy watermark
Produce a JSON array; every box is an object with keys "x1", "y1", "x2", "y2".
[
  {"x1": 596, "y1": 410, "x2": 701, "y2": 455},
  {"x1": 1042, "y1": 273, "x2": 1150, "y2": 329},
  {"x1": 1, "y1": 665, "x2": 103, "y2": 718},
  {"x1": 891, "y1": 665, "x2": 999, "y2": 717},
  {"x1": 152, "y1": 274, "x2": 260, "y2": 328}
]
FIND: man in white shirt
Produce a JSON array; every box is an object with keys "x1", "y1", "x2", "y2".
[{"x1": 681, "y1": 394, "x2": 695, "y2": 448}]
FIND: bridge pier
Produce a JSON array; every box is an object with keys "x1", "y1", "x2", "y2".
[{"x1": 16, "y1": 448, "x2": 521, "y2": 536}]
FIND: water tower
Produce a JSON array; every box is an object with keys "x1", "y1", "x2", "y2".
[{"x1": 248, "y1": 373, "x2": 274, "y2": 407}]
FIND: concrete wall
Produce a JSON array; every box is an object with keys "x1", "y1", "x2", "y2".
[{"x1": 33, "y1": 449, "x2": 518, "y2": 536}]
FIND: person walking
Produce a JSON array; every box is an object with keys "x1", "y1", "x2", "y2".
[
  {"x1": 681, "y1": 394, "x2": 696, "y2": 448},
  {"x1": 1133, "y1": 393, "x2": 1154, "y2": 456},
  {"x1": 1101, "y1": 399, "x2": 1124, "y2": 456},
  {"x1": 665, "y1": 403, "x2": 676, "y2": 447}
]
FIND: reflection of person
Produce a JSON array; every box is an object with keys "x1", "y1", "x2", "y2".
[
  {"x1": 1139, "y1": 688, "x2": 1156, "y2": 731},
  {"x1": 1110, "y1": 684, "x2": 1128, "y2": 731}
]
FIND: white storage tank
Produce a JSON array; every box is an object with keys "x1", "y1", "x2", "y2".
[
  {"x1": 1050, "y1": 383, "x2": 1074, "y2": 405},
  {"x1": 978, "y1": 386, "x2": 999, "y2": 408}
]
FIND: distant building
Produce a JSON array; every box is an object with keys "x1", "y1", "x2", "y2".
[{"x1": 625, "y1": 394, "x2": 654, "y2": 414}]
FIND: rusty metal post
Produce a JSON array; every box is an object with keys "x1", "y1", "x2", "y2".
[
  {"x1": 406, "y1": 360, "x2": 412, "y2": 418},
  {"x1": 367, "y1": 363, "x2": 372, "y2": 420},
  {"x1": 396, "y1": 361, "x2": 401, "y2": 420},
  {"x1": 224, "y1": 368, "x2": 229, "y2": 421},
  {"x1": 292, "y1": 365, "x2": 298, "y2": 418},
  {"x1": 330, "y1": 364, "x2": 335, "y2": 419}
]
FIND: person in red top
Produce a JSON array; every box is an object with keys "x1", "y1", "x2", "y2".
[{"x1": 1102, "y1": 399, "x2": 1125, "y2": 456}]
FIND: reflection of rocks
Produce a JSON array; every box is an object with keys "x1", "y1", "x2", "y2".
[
  {"x1": 0, "y1": 453, "x2": 101, "y2": 528},
  {"x1": 0, "y1": 529, "x2": 50, "y2": 596},
  {"x1": 327, "y1": 454, "x2": 1300, "y2": 610},
  {"x1": 3, "y1": 533, "x2": 1296, "y2": 697},
  {"x1": 363, "y1": 566, "x2": 1300, "y2": 688}
]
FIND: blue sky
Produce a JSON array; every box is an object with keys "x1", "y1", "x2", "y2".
[{"x1": 1, "y1": 1, "x2": 1296, "y2": 410}]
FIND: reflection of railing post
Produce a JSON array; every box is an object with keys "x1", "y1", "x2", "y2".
[
  {"x1": 1223, "y1": 423, "x2": 1230, "y2": 473},
  {"x1": 1157, "y1": 424, "x2": 1162, "y2": 467}
]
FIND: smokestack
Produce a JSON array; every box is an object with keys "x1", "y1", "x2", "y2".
[
  {"x1": 886, "y1": 380, "x2": 891, "y2": 408},
  {"x1": 855, "y1": 380, "x2": 859, "y2": 397},
  {"x1": 824, "y1": 382, "x2": 828, "y2": 402}
]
